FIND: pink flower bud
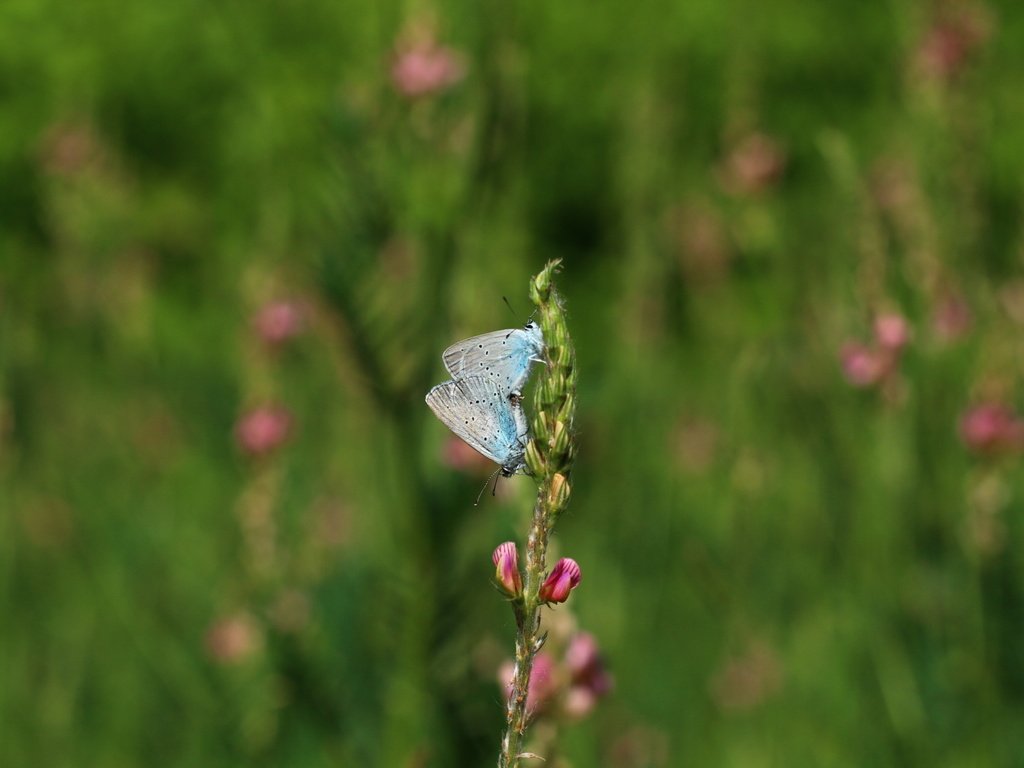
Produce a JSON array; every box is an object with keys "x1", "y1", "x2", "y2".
[
  {"x1": 492, "y1": 541, "x2": 522, "y2": 596},
  {"x1": 539, "y1": 557, "x2": 581, "y2": 604}
]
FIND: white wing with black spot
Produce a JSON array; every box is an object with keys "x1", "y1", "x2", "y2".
[
  {"x1": 425, "y1": 376, "x2": 527, "y2": 474},
  {"x1": 442, "y1": 323, "x2": 545, "y2": 395}
]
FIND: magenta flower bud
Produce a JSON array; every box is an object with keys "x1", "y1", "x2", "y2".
[
  {"x1": 492, "y1": 541, "x2": 523, "y2": 596},
  {"x1": 538, "y1": 557, "x2": 581, "y2": 603}
]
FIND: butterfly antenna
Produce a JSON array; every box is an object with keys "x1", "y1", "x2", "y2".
[
  {"x1": 475, "y1": 467, "x2": 502, "y2": 507},
  {"x1": 502, "y1": 295, "x2": 518, "y2": 318},
  {"x1": 500, "y1": 297, "x2": 520, "y2": 339},
  {"x1": 491, "y1": 471, "x2": 501, "y2": 497}
]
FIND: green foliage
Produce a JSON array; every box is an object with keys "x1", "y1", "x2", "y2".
[{"x1": 3, "y1": 0, "x2": 1024, "y2": 765}]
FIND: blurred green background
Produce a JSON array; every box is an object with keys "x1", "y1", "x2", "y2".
[{"x1": 4, "y1": 0, "x2": 1024, "y2": 765}]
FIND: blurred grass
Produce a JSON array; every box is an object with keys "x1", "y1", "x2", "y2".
[{"x1": 3, "y1": 0, "x2": 1024, "y2": 765}]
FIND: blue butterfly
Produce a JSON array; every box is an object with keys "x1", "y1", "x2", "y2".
[
  {"x1": 442, "y1": 321, "x2": 545, "y2": 396},
  {"x1": 425, "y1": 376, "x2": 528, "y2": 476}
]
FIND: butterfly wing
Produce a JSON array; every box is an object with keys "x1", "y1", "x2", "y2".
[
  {"x1": 442, "y1": 325, "x2": 545, "y2": 393},
  {"x1": 425, "y1": 377, "x2": 524, "y2": 468}
]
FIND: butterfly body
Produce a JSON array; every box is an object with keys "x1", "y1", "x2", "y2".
[
  {"x1": 425, "y1": 376, "x2": 528, "y2": 476},
  {"x1": 442, "y1": 322, "x2": 545, "y2": 396}
]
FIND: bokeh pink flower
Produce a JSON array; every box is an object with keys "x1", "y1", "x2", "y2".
[
  {"x1": 236, "y1": 405, "x2": 293, "y2": 456},
  {"x1": 841, "y1": 342, "x2": 886, "y2": 388},
  {"x1": 915, "y1": 6, "x2": 991, "y2": 82},
  {"x1": 499, "y1": 631, "x2": 612, "y2": 720},
  {"x1": 841, "y1": 312, "x2": 912, "y2": 389},
  {"x1": 500, "y1": 652, "x2": 558, "y2": 714},
  {"x1": 391, "y1": 36, "x2": 465, "y2": 98},
  {"x1": 253, "y1": 300, "x2": 304, "y2": 345},
  {"x1": 874, "y1": 313, "x2": 911, "y2": 352},
  {"x1": 959, "y1": 403, "x2": 1024, "y2": 456},
  {"x1": 563, "y1": 632, "x2": 614, "y2": 719}
]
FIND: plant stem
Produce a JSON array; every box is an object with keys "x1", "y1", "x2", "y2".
[
  {"x1": 498, "y1": 260, "x2": 576, "y2": 767},
  {"x1": 500, "y1": 485, "x2": 550, "y2": 767}
]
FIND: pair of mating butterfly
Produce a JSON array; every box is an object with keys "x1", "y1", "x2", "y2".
[{"x1": 425, "y1": 321, "x2": 546, "y2": 477}]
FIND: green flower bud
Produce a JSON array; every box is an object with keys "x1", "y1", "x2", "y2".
[
  {"x1": 549, "y1": 473, "x2": 571, "y2": 510},
  {"x1": 525, "y1": 439, "x2": 546, "y2": 476}
]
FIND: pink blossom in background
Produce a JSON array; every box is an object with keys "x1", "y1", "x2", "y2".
[
  {"x1": 959, "y1": 403, "x2": 1024, "y2": 455},
  {"x1": 563, "y1": 632, "x2": 614, "y2": 719},
  {"x1": 719, "y1": 132, "x2": 787, "y2": 196},
  {"x1": 253, "y1": 301, "x2": 304, "y2": 345},
  {"x1": 841, "y1": 342, "x2": 885, "y2": 388},
  {"x1": 527, "y1": 652, "x2": 558, "y2": 711},
  {"x1": 236, "y1": 405, "x2": 292, "y2": 456},
  {"x1": 916, "y1": 7, "x2": 991, "y2": 82},
  {"x1": 874, "y1": 313, "x2": 911, "y2": 352},
  {"x1": 501, "y1": 652, "x2": 558, "y2": 713},
  {"x1": 565, "y1": 633, "x2": 607, "y2": 685},
  {"x1": 497, "y1": 629, "x2": 612, "y2": 722},
  {"x1": 841, "y1": 310, "x2": 913, "y2": 389},
  {"x1": 205, "y1": 612, "x2": 262, "y2": 664},
  {"x1": 391, "y1": 38, "x2": 465, "y2": 98}
]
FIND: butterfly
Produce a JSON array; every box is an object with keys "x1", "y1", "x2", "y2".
[
  {"x1": 425, "y1": 376, "x2": 529, "y2": 477},
  {"x1": 441, "y1": 321, "x2": 546, "y2": 396}
]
